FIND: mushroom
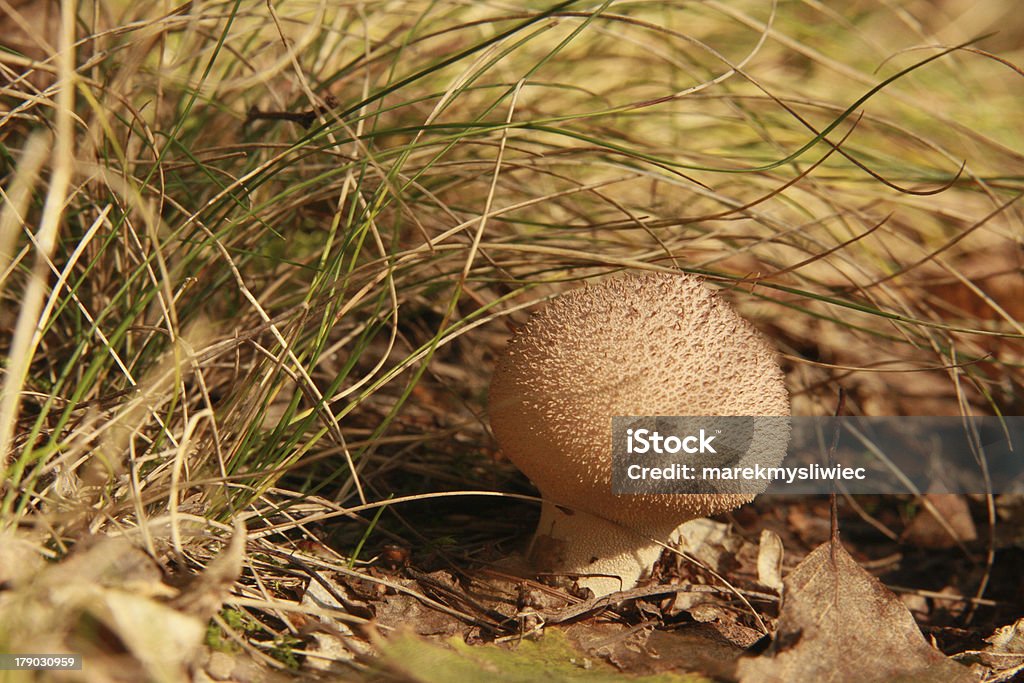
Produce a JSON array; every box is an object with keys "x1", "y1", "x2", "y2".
[{"x1": 488, "y1": 272, "x2": 789, "y2": 596}]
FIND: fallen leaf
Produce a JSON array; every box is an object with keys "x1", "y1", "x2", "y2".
[
  {"x1": 566, "y1": 621, "x2": 740, "y2": 679},
  {"x1": 563, "y1": 621, "x2": 654, "y2": 672},
  {"x1": 986, "y1": 618, "x2": 1024, "y2": 656},
  {"x1": 756, "y1": 529, "x2": 784, "y2": 594},
  {"x1": 688, "y1": 604, "x2": 764, "y2": 649},
  {"x1": 299, "y1": 573, "x2": 373, "y2": 671},
  {"x1": 785, "y1": 505, "x2": 831, "y2": 546},
  {"x1": 90, "y1": 588, "x2": 205, "y2": 683},
  {"x1": 994, "y1": 494, "x2": 1024, "y2": 549},
  {"x1": 647, "y1": 628, "x2": 748, "y2": 680},
  {"x1": 171, "y1": 519, "x2": 246, "y2": 621},
  {"x1": 902, "y1": 494, "x2": 977, "y2": 549},
  {"x1": 957, "y1": 617, "x2": 1024, "y2": 676},
  {"x1": 0, "y1": 534, "x2": 205, "y2": 683},
  {"x1": 371, "y1": 584, "x2": 465, "y2": 638},
  {"x1": 0, "y1": 529, "x2": 46, "y2": 587},
  {"x1": 737, "y1": 542, "x2": 973, "y2": 683},
  {"x1": 674, "y1": 519, "x2": 742, "y2": 574}
]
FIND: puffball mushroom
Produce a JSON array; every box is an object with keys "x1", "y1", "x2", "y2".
[{"x1": 488, "y1": 272, "x2": 789, "y2": 596}]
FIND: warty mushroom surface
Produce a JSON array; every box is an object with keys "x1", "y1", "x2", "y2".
[{"x1": 488, "y1": 272, "x2": 790, "y2": 596}]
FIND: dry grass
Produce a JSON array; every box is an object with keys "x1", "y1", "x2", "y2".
[{"x1": 0, "y1": 0, "x2": 1021, "y2": 679}]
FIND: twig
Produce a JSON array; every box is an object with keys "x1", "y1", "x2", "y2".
[
  {"x1": 535, "y1": 583, "x2": 778, "y2": 624},
  {"x1": 829, "y1": 387, "x2": 846, "y2": 562},
  {"x1": 245, "y1": 95, "x2": 339, "y2": 129}
]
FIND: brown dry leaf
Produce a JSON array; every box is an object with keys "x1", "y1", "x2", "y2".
[
  {"x1": 994, "y1": 494, "x2": 1024, "y2": 549},
  {"x1": 299, "y1": 573, "x2": 374, "y2": 672},
  {"x1": 786, "y1": 505, "x2": 831, "y2": 547},
  {"x1": 171, "y1": 519, "x2": 246, "y2": 622},
  {"x1": 737, "y1": 542, "x2": 973, "y2": 683},
  {"x1": 566, "y1": 621, "x2": 742, "y2": 680},
  {"x1": 756, "y1": 529, "x2": 784, "y2": 594},
  {"x1": 688, "y1": 603, "x2": 764, "y2": 649},
  {"x1": 987, "y1": 618, "x2": 1024, "y2": 655},
  {"x1": 563, "y1": 621, "x2": 654, "y2": 672},
  {"x1": 675, "y1": 519, "x2": 744, "y2": 573},
  {"x1": 975, "y1": 618, "x2": 1024, "y2": 672},
  {"x1": 901, "y1": 494, "x2": 977, "y2": 549},
  {"x1": 51, "y1": 536, "x2": 166, "y2": 589},
  {"x1": 89, "y1": 589, "x2": 205, "y2": 683},
  {"x1": 371, "y1": 585, "x2": 465, "y2": 638},
  {"x1": 0, "y1": 535, "x2": 204, "y2": 683},
  {"x1": 951, "y1": 617, "x2": 1024, "y2": 681},
  {"x1": 0, "y1": 529, "x2": 46, "y2": 586}
]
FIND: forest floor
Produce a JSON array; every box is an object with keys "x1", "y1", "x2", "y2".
[{"x1": 1, "y1": 1, "x2": 1022, "y2": 681}]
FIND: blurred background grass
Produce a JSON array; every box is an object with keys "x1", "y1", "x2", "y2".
[{"x1": 0, "y1": 0, "x2": 1021, "y2": 677}]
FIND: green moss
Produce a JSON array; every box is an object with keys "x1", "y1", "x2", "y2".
[{"x1": 375, "y1": 628, "x2": 709, "y2": 682}]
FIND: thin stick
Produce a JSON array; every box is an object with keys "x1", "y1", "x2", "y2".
[{"x1": 829, "y1": 387, "x2": 846, "y2": 562}]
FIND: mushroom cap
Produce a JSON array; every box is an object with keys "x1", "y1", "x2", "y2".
[{"x1": 488, "y1": 272, "x2": 790, "y2": 529}]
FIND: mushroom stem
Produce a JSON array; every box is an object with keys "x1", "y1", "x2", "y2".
[{"x1": 528, "y1": 500, "x2": 676, "y2": 597}]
